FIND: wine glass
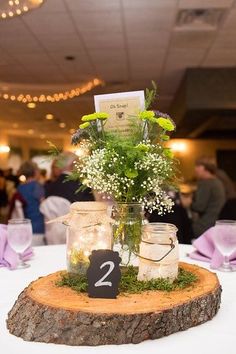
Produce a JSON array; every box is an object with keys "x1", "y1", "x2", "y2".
[
  {"x1": 213, "y1": 220, "x2": 236, "y2": 272},
  {"x1": 7, "y1": 219, "x2": 33, "y2": 269}
]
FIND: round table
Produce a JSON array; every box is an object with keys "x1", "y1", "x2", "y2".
[{"x1": 1, "y1": 244, "x2": 235, "y2": 354}]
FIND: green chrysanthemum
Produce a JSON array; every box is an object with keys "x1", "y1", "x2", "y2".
[
  {"x1": 79, "y1": 122, "x2": 90, "y2": 129},
  {"x1": 138, "y1": 110, "x2": 155, "y2": 120},
  {"x1": 81, "y1": 114, "x2": 96, "y2": 122},
  {"x1": 95, "y1": 112, "x2": 109, "y2": 120},
  {"x1": 135, "y1": 143, "x2": 149, "y2": 152},
  {"x1": 156, "y1": 117, "x2": 175, "y2": 131}
]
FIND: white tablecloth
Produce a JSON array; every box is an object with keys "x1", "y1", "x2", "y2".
[{"x1": 1, "y1": 244, "x2": 236, "y2": 354}]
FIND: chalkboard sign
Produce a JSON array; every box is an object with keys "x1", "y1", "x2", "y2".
[{"x1": 87, "y1": 250, "x2": 121, "y2": 299}]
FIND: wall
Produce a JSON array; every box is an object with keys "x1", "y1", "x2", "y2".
[{"x1": 168, "y1": 139, "x2": 236, "y2": 182}]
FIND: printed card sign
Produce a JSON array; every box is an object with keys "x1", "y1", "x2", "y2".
[
  {"x1": 87, "y1": 249, "x2": 121, "y2": 299},
  {"x1": 94, "y1": 90, "x2": 145, "y2": 135}
]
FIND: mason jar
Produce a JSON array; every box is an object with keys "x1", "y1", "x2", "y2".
[
  {"x1": 112, "y1": 202, "x2": 147, "y2": 265},
  {"x1": 66, "y1": 202, "x2": 112, "y2": 275},
  {"x1": 137, "y1": 223, "x2": 179, "y2": 281}
]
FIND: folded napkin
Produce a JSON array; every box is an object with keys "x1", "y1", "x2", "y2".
[
  {"x1": 189, "y1": 226, "x2": 236, "y2": 268},
  {"x1": 0, "y1": 224, "x2": 33, "y2": 270}
]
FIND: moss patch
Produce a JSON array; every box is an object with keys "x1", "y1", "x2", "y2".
[{"x1": 56, "y1": 266, "x2": 198, "y2": 294}]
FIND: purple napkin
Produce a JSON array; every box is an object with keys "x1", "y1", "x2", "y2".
[
  {"x1": 0, "y1": 224, "x2": 33, "y2": 270},
  {"x1": 189, "y1": 226, "x2": 236, "y2": 268}
]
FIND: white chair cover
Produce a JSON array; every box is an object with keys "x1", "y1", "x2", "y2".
[
  {"x1": 40, "y1": 196, "x2": 71, "y2": 245},
  {"x1": 11, "y1": 200, "x2": 24, "y2": 219}
]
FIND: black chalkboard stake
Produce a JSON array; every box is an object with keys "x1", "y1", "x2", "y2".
[{"x1": 87, "y1": 249, "x2": 121, "y2": 299}]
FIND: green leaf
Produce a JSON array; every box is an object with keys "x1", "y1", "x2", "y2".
[
  {"x1": 161, "y1": 134, "x2": 170, "y2": 141},
  {"x1": 124, "y1": 168, "x2": 139, "y2": 178}
]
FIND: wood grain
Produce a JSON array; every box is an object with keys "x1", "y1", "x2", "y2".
[{"x1": 7, "y1": 262, "x2": 221, "y2": 346}]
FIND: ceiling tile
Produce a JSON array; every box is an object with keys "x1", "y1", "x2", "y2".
[
  {"x1": 65, "y1": 0, "x2": 120, "y2": 11},
  {"x1": 171, "y1": 31, "x2": 215, "y2": 49},
  {"x1": 127, "y1": 30, "x2": 171, "y2": 50},
  {"x1": 16, "y1": 53, "x2": 53, "y2": 66},
  {"x1": 179, "y1": 0, "x2": 234, "y2": 9},
  {"x1": 129, "y1": 48, "x2": 166, "y2": 63},
  {"x1": 37, "y1": 34, "x2": 83, "y2": 53},
  {"x1": 164, "y1": 49, "x2": 206, "y2": 69},
  {"x1": 0, "y1": 18, "x2": 29, "y2": 38},
  {"x1": 124, "y1": 9, "x2": 176, "y2": 32},
  {"x1": 22, "y1": 13, "x2": 74, "y2": 34},
  {"x1": 222, "y1": 8, "x2": 236, "y2": 30},
  {"x1": 203, "y1": 48, "x2": 236, "y2": 66},
  {"x1": 95, "y1": 65, "x2": 127, "y2": 82},
  {"x1": 36, "y1": 0, "x2": 66, "y2": 13},
  {"x1": 213, "y1": 30, "x2": 236, "y2": 48},
  {"x1": 71, "y1": 11, "x2": 122, "y2": 33},
  {"x1": 88, "y1": 49, "x2": 127, "y2": 65},
  {"x1": 0, "y1": 37, "x2": 44, "y2": 54},
  {"x1": 122, "y1": 0, "x2": 178, "y2": 9},
  {"x1": 81, "y1": 32, "x2": 124, "y2": 49}
]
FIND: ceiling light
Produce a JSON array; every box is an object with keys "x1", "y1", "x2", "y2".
[
  {"x1": 40, "y1": 134, "x2": 46, "y2": 139},
  {"x1": 170, "y1": 141, "x2": 187, "y2": 153},
  {"x1": 28, "y1": 129, "x2": 34, "y2": 134},
  {"x1": 175, "y1": 8, "x2": 225, "y2": 30},
  {"x1": 59, "y1": 122, "x2": 66, "y2": 128},
  {"x1": 0, "y1": 145, "x2": 10, "y2": 153},
  {"x1": 45, "y1": 113, "x2": 54, "y2": 120},
  {"x1": 27, "y1": 102, "x2": 36, "y2": 109},
  {"x1": 0, "y1": 0, "x2": 45, "y2": 20}
]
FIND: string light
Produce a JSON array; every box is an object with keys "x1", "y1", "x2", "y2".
[
  {"x1": 0, "y1": 78, "x2": 103, "y2": 104},
  {"x1": 27, "y1": 102, "x2": 36, "y2": 108},
  {"x1": 45, "y1": 114, "x2": 54, "y2": 120},
  {"x1": 0, "y1": 0, "x2": 44, "y2": 20}
]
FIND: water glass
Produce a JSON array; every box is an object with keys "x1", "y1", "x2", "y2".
[
  {"x1": 7, "y1": 219, "x2": 33, "y2": 269},
  {"x1": 214, "y1": 220, "x2": 236, "y2": 272}
]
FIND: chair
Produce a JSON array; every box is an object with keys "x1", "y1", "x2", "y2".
[{"x1": 40, "y1": 196, "x2": 71, "y2": 244}]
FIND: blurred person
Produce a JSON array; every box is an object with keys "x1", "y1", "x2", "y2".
[
  {"x1": 4, "y1": 167, "x2": 19, "y2": 187},
  {"x1": 45, "y1": 151, "x2": 94, "y2": 202},
  {"x1": 0, "y1": 169, "x2": 8, "y2": 223},
  {"x1": 0, "y1": 169, "x2": 8, "y2": 206},
  {"x1": 9, "y1": 161, "x2": 45, "y2": 243},
  {"x1": 191, "y1": 157, "x2": 225, "y2": 238},
  {"x1": 195, "y1": 156, "x2": 236, "y2": 201},
  {"x1": 38, "y1": 168, "x2": 48, "y2": 185}
]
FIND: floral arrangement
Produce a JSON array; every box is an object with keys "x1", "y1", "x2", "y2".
[{"x1": 70, "y1": 84, "x2": 177, "y2": 215}]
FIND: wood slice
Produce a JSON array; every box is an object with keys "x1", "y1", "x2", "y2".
[{"x1": 7, "y1": 262, "x2": 221, "y2": 346}]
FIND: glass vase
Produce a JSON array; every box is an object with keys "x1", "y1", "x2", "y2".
[
  {"x1": 138, "y1": 223, "x2": 179, "y2": 282},
  {"x1": 66, "y1": 202, "x2": 112, "y2": 275},
  {"x1": 112, "y1": 203, "x2": 146, "y2": 265}
]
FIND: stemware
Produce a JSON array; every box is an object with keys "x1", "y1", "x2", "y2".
[
  {"x1": 213, "y1": 220, "x2": 236, "y2": 272},
  {"x1": 7, "y1": 219, "x2": 33, "y2": 269}
]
